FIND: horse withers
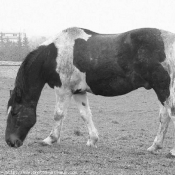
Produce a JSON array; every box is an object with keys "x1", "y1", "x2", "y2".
[{"x1": 5, "y1": 27, "x2": 175, "y2": 157}]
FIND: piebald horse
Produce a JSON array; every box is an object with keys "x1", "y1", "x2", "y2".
[{"x1": 5, "y1": 27, "x2": 175, "y2": 158}]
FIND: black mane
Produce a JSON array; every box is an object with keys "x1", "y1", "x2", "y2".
[
  {"x1": 15, "y1": 45, "x2": 47, "y2": 92},
  {"x1": 8, "y1": 43, "x2": 61, "y2": 109},
  {"x1": 7, "y1": 46, "x2": 46, "y2": 108}
]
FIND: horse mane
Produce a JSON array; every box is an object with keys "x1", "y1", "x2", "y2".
[
  {"x1": 20, "y1": 46, "x2": 46, "y2": 72},
  {"x1": 6, "y1": 45, "x2": 48, "y2": 110},
  {"x1": 15, "y1": 45, "x2": 47, "y2": 92}
]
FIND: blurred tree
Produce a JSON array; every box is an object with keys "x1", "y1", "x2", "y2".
[
  {"x1": 22, "y1": 33, "x2": 30, "y2": 59},
  {"x1": 0, "y1": 33, "x2": 46, "y2": 61},
  {"x1": 23, "y1": 34, "x2": 29, "y2": 48}
]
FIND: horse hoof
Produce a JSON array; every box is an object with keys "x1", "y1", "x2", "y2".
[
  {"x1": 147, "y1": 145, "x2": 162, "y2": 153},
  {"x1": 86, "y1": 141, "x2": 97, "y2": 148},
  {"x1": 86, "y1": 137, "x2": 98, "y2": 148},
  {"x1": 40, "y1": 140, "x2": 52, "y2": 146},
  {"x1": 166, "y1": 153, "x2": 175, "y2": 159},
  {"x1": 147, "y1": 146, "x2": 156, "y2": 153}
]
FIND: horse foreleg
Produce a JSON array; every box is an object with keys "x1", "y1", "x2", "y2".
[
  {"x1": 42, "y1": 88, "x2": 71, "y2": 145},
  {"x1": 73, "y1": 93, "x2": 99, "y2": 147},
  {"x1": 147, "y1": 105, "x2": 170, "y2": 153}
]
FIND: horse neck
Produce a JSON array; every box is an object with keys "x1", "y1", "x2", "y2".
[
  {"x1": 15, "y1": 62, "x2": 46, "y2": 107},
  {"x1": 16, "y1": 43, "x2": 61, "y2": 107},
  {"x1": 25, "y1": 78, "x2": 45, "y2": 106}
]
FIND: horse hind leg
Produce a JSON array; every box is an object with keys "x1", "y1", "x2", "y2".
[
  {"x1": 147, "y1": 63, "x2": 175, "y2": 155},
  {"x1": 147, "y1": 105, "x2": 170, "y2": 153},
  {"x1": 166, "y1": 103, "x2": 175, "y2": 157},
  {"x1": 73, "y1": 93, "x2": 99, "y2": 147},
  {"x1": 42, "y1": 88, "x2": 71, "y2": 145}
]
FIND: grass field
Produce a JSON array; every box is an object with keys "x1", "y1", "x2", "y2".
[{"x1": 0, "y1": 65, "x2": 175, "y2": 175}]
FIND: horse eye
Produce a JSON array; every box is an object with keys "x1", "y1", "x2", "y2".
[
  {"x1": 10, "y1": 105, "x2": 22, "y2": 116},
  {"x1": 11, "y1": 108, "x2": 19, "y2": 116}
]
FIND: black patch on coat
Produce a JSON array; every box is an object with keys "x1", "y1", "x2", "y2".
[
  {"x1": 43, "y1": 43, "x2": 62, "y2": 89},
  {"x1": 73, "y1": 28, "x2": 170, "y2": 104},
  {"x1": 8, "y1": 43, "x2": 61, "y2": 108},
  {"x1": 81, "y1": 28, "x2": 99, "y2": 35}
]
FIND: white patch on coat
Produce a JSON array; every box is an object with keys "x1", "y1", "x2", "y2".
[
  {"x1": 53, "y1": 27, "x2": 91, "y2": 92},
  {"x1": 161, "y1": 30, "x2": 175, "y2": 108},
  {"x1": 73, "y1": 93, "x2": 99, "y2": 147},
  {"x1": 41, "y1": 27, "x2": 91, "y2": 93},
  {"x1": 42, "y1": 87, "x2": 72, "y2": 145},
  {"x1": 160, "y1": 30, "x2": 175, "y2": 156},
  {"x1": 147, "y1": 104, "x2": 170, "y2": 152}
]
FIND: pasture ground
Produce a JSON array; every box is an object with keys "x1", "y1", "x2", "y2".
[{"x1": 0, "y1": 65, "x2": 175, "y2": 175}]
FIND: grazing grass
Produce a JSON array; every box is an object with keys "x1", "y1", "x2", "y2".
[{"x1": 0, "y1": 66, "x2": 175, "y2": 174}]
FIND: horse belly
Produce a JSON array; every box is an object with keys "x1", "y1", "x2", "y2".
[{"x1": 86, "y1": 75, "x2": 135, "y2": 96}]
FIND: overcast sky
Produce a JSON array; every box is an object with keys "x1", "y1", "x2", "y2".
[{"x1": 0, "y1": 0, "x2": 175, "y2": 37}]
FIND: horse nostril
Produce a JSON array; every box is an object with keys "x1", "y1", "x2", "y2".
[
  {"x1": 6, "y1": 140, "x2": 13, "y2": 147},
  {"x1": 14, "y1": 139, "x2": 22, "y2": 148}
]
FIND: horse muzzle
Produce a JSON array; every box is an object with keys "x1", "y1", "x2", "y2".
[{"x1": 6, "y1": 135, "x2": 23, "y2": 148}]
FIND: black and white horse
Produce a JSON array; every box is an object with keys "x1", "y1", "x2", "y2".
[{"x1": 5, "y1": 27, "x2": 175, "y2": 157}]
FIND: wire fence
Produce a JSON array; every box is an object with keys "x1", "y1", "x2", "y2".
[{"x1": 0, "y1": 61, "x2": 21, "y2": 78}]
